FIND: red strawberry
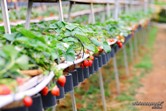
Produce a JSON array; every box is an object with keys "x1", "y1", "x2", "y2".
[
  {"x1": 57, "y1": 75, "x2": 66, "y2": 87},
  {"x1": 83, "y1": 60, "x2": 89, "y2": 67},
  {"x1": 51, "y1": 85, "x2": 60, "y2": 96},
  {"x1": 23, "y1": 96, "x2": 33, "y2": 107},
  {"x1": 0, "y1": 85, "x2": 11, "y2": 95},
  {"x1": 41, "y1": 86, "x2": 49, "y2": 96}
]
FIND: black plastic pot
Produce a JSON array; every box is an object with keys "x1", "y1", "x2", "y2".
[
  {"x1": 97, "y1": 55, "x2": 103, "y2": 67},
  {"x1": 83, "y1": 67, "x2": 90, "y2": 78},
  {"x1": 41, "y1": 91, "x2": 56, "y2": 108},
  {"x1": 106, "y1": 52, "x2": 110, "y2": 61},
  {"x1": 89, "y1": 64, "x2": 94, "y2": 75},
  {"x1": 124, "y1": 34, "x2": 132, "y2": 44},
  {"x1": 113, "y1": 44, "x2": 119, "y2": 53},
  {"x1": 70, "y1": 70, "x2": 79, "y2": 87},
  {"x1": 76, "y1": 68, "x2": 84, "y2": 82},
  {"x1": 64, "y1": 73, "x2": 74, "y2": 93},
  {"x1": 110, "y1": 48, "x2": 115, "y2": 58},
  {"x1": 1, "y1": 106, "x2": 28, "y2": 111},
  {"x1": 56, "y1": 83, "x2": 65, "y2": 100},
  {"x1": 94, "y1": 57, "x2": 99, "y2": 72},
  {"x1": 101, "y1": 53, "x2": 107, "y2": 65},
  {"x1": 28, "y1": 94, "x2": 43, "y2": 111}
]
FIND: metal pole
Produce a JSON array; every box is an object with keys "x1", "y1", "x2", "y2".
[
  {"x1": 106, "y1": 0, "x2": 110, "y2": 18},
  {"x1": 58, "y1": 0, "x2": 64, "y2": 21},
  {"x1": 1, "y1": 0, "x2": 11, "y2": 34},
  {"x1": 68, "y1": 2, "x2": 73, "y2": 22},
  {"x1": 98, "y1": 69, "x2": 107, "y2": 111},
  {"x1": 70, "y1": 91, "x2": 77, "y2": 111},
  {"x1": 113, "y1": 55, "x2": 120, "y2": 94},
  {"x1": 25, "y1": 1, "x2": 33, "y2": 29},
  {"x1": 129, "y1": 37, "x2": 134, "y2": 61},
  {"x1": 123, "y1": 45, "x2": 129, "y2": 76},
  {"x1": 90, "y1": 3, "x2": 95, "y2": 24},
  {"x1": 114, "y1": 0, "x2": 119, "y2": 20},
  {"x1": 133, "y1": 31, "x2": 138, "y2": 57}
]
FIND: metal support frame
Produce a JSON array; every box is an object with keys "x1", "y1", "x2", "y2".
[
  {"x1": 106, "y1": 1, "x2": 110, "y2": 18},
  {"x1": 129, "y1": 37, "x2": 134, "y2": 61},
  {"x1": 98, "y1": 69, "x2": 107, "y2": 111},
  {"x1": 70, "y1": 91, "x2": 77, "y2": 111},
  {"x1": 89, "y1": 3, "x2": 95, "y2": 24},
  {"x1": 114, "y1": 0, "x2": 119, "y2": 20},
  {"x1": 123, "y1": 45, "x2": 129, "y2": 76},
  {"x1": 1, "y1": 0, "x2": 11, "y2": 34},
  {"x1": 134, "y1": 32, "x2": 138, "y2": 57},
  {"x1": 113, "y1": 56, "x2": 120, "y2": 94},
  {"x1": 68, "y1": 2, "x2": 73, "y2": 22},
  {"x1": 25, "y1": 1, "x2": 33, "y2": 29},
  {"x1": 58, "y1": 0, "x2": 64, "y2": 21}
]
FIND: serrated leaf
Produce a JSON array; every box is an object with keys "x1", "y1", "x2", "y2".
[
  {"x1": 102, "y1": 41, "x2": 111, "y2": 53},
  {"x1": 91, "y1": 38, "x2": 102, "y2": 46},
  {"x1": 16, "y1": 55, "x2": 29, "y2": 69}
]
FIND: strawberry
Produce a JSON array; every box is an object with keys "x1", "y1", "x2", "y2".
[
  {"x1": 57, "y1": 75, "x2": 66, "y2": 87},
  {"x1": 89, "y1": 56, "x2": 94, "y2": 61},
  {"x1": 41, "y1": 86, "x2": 49, "y2": 96},
  {"x1": 0, "y1": 85, "x2": 11, "y2": 95},
  {"x1": 83, "y1": 60, "x2": 89, "y2": 67},
  {"x1": 23, "y1": 96, "x2": 33, "y2": 107},
  {"x1": 88, "y1": 60, "x2": 93, "y2": 67},
  {"x1": 51, "y1": 85, "x2": 60, "y2": 96}
]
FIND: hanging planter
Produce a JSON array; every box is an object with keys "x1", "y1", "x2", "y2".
[
  {"x1": 56, "y1": 83, "x2": 65, "y2": 100},
  {"x1": 89, "y1": 64, "x2": 94, "y2": 75},
  {"x1": 41, "y1": 91, "x2": 57, "y2": 109},
  {"x1": 83, "y1": 67, "x2": 90, "y2": 79},
  {"x1": 94, "y1": 57, "x2": 99, "y2": 72},
  {"x1": 101, "y1": 53, "x2": 107, "y2": 65},
  {"x1": 97, "y1": 55, "x2": 103, "y2": 67},
  {"x1": 70, "y1": 70, "x2": 79, "y2": 87},
  {"x1": 64, "y1": 73, "x2": 74, "y2": 93},
  {"x1": 124, "y1": 34, "x2": 132, "y2": 44},
  {"x1": 76, "y1": 68, "x2": 84, "y2": 82},
  {"x1": 28, "y1": 94, "x2": 43, "y2": 111}
]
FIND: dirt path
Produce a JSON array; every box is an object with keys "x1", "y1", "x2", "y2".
[{"x1": 135, "y1": 26, "x2": 166, "y2": 111}]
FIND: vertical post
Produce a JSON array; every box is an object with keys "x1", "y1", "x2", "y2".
[
  {"x1": 98, "y1": 69, "x2": 107, "y2": 111},
  {"x1": 114, "y1": 0, "x2": 119, "y2": 20},
  {"x1": 123, "y1": 45, "x2": 129, "y2": 76},
  {"x1": 70, "y1": 91, "x2": 77, "y2": 111},
  {"x1": 106, "y1": 0, "x2": 110, "y2": 18},
  {"x1": 144, "y1": 0, "x2": 148, "y2": 14},
  {"x1": 1, "y1": 0, "x2": 11, "y2": 34},
  {"x1": 124, "y1": 0, "x2": 128, "y2": 13},
  {"x1": 134, "y1": 32, "x2": 138, "y2": 57},
  {"x1": 129, "y1": 37, "x2": 134, "y2": 61},
  {"x1": 58, "y1": 0, "x2": 64, "y2": 21},
  {"x1": 68, "y1": 2, "x2": 73, "y2": 22},
  {"x1": 90, "y1": 3, "x2": 95, "y2": 24},
  {"x1": 113, "y1": 0, "x2": 120, "y2": 94},
  {"x1": 25, "y1": 1, "x2": 33, "y2": 29},
  {"x1": 113, "y1": 55, "x2": 120, "y2": 94}
]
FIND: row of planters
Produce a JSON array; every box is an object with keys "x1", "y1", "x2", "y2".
[{"x1": 0, "y1": 10, "x2": 152, "y2": 110}]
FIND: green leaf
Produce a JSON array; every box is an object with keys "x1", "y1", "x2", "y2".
[
  {"x1": 15, "y1": 55, "x2": 29, "y2": 69},
  {"x1": 65, "y1": 53, "x2": 75, "y2": 62},
  {"x1": 85, "y1": 44, "x2": 95, "y2": 52},
  {"x1": 102, "y1": 41, "x2": 111, "y2": 53},
  {"x1": 90, "y1": 37, "x2": 102, "y2": 46},
  {"x1": 65, "y1": 24, "x2": 77, "y2": 31},
  {"x1": 4, "y1": 32, "x2": 17, "y2": 42}
]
